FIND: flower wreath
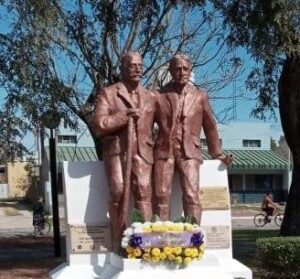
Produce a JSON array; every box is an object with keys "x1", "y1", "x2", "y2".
[{"x1": 121, "y1": 220, "x2": 205, "y2": 267}]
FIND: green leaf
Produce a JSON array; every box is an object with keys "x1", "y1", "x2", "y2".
[
  {"x1": 131, "y1": 209, "x2": 145, "y2": 223},
  {"x1": 185, "y1": 215, "x2": 197, "y2": 224},
  {"x1": 151, "y1": 214, "x2": 161, "y2": 222},
  {"x1": 173, "y1": 216, "x2": 185, "y2": 223}
]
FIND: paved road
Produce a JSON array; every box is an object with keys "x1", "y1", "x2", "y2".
[
  {"x1": 0, "y1": 214, "x2": 279, "y2": 237},
  {"x1": 232, "y1": 216, "x2": 279, "y2": 230}
]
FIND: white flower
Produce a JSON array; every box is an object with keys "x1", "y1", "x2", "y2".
[
  {"x1": 123, "y1": 227, "x2": 133, "y2": 236},
  {"x1": 121, "y1": 237, "x2": 129, "y2": 248},
  {"x1": 163, "y1": 221, "x2": 173, "y2": 227},
  {"x1": 192, "y1": 224, "x2": 202, "y2": 232},
  {"x1": 133, "y1": 226, "x2": 144, "y2": 234},
  {"x1": 143, "y1": 222, "x2": 151, "y2": 227},
  {"x1": 131, "y1": 222, "x2": 143, "y2": 229}
]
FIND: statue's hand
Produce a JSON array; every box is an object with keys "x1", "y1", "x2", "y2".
[
  {"x1": 127, "y1": 108, "x2": 140, "y2": 120},
  {"x1": 216, "y1": 153, "x2": 234, "y2": 166}
]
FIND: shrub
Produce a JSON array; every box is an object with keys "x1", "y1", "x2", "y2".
[{"x1": 256, "y1": 236, "x2": 300, "y2": 278}]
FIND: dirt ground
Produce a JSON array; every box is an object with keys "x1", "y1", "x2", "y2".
[{"x1": 0, "y1": 235, "x2": 64, "y2": 279}]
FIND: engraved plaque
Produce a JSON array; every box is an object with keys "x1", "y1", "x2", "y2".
[
  {"x1": 70, "y1": 224, "x2": 112, "y2": 254},
  {"x1": 202, "y1": 225, "x2": 230, "y2": 249},
  {"x1": 199, "y1": 186, "x2": 230, "y2": 210}
]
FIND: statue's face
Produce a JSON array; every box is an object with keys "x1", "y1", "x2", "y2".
[
  {"x1": 121, "y1": 54, "x2": 143, "y2": 83},
  {"x1": 170, "y1": 59, "x2": 191, "y2": 85}
]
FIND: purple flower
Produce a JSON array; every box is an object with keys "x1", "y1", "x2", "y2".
[
  {"x1": 190, "y1": 232, "x2": 204, "y2": 247},
  {"x1": 129, "y1": 234, "x2": 143, "y2": 247}
]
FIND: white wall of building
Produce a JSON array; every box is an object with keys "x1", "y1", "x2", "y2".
[{"x1": 201, "y1": 121, "x2": 271, "y2": 150}]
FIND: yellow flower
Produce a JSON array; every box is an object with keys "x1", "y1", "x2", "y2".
[
  {"x1": 152, "y1": 256, "x2": 160, "y2": 263},
  {"x1": 151, "y1": 248, "x2": 161, "y2": 257},
  {"x1": 173, "y1": 247, "x2": 182, "y2": 256},
  {"x1": 175, "y1": 256, "x2": 183, "y2": 265},
  {"x1": 160, "y1": 252, "x2": 167, "y2": 260},
  {"x1": 199, "y1": 244, "x2": 205, "y2": 253},
  {"x1": 198, "y1": 244, "x2": 205, "y2": 255},
  {"x1": 163, "y1": 247, "x2": 172, "y2": 255},
  {"x1": 191, "y1": 248, "x2": 198, "y2": 258},
  {"x1": 183, "y1": 257, "x2": 192, "y2": 265},
  {"x1": 197, "y1": 252, "x2": 204, "y2": 260},
  {"x1": 168, "y1": 254, "x2": 176, "y2": 261},
  {"x1": 142, "y1": 252, "x2": 151, "y2": 261},
  {"x1": 184, "y1": 248, "x2": 192, "y2": 257},
  {"x1": 143, "y1": 226, "x2": 152, "y2": 233},
  {"x1": 143, "y1": 248, "x2": 151, "y2": 253},
  {"x1": 172, "y1": 224, "x2": 184, "y2": 232},
  {"x1": 126, "y1": 247, "x2": 134, "y2": 254},
  {"x1": 185, "y1": 224, "x2": 193, "y2": 232},
  {"x1": 128, "y1": 254, "x2": 136, "y2": 259},
  {"x1": 133, "y1": 248, "x2": 142, "y2": 257},
  {"x1": 152, "y1": 224, "x2": 162, "y2": 232},
  {"x1": 161, "y1": 224, "x2": 168, "y2": 232}
]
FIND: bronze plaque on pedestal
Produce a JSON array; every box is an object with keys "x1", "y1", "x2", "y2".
[
  {"x1": 70, "y1": 224, "x2": 111, "y2": 254},
  {"x1": 199, "y1": 186, "x2": 230, "y2": 210},
  {"x1": 202, "y1": 225, "x2": 231, "y2": 249}
]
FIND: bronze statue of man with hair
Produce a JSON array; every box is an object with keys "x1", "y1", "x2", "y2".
[{"x1": 154, "y1": 54, "x2": 233, "y2": 223}]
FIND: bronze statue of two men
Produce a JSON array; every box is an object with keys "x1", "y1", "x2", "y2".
[{"x1": 92, "y1": 52, "x2": 232, "y2": 249}]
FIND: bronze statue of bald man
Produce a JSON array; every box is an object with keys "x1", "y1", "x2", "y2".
[{"x1": 92, "y1": 52, "x2": 155, "y2": 249}]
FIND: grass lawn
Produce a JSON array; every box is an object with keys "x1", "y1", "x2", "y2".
[{"x1": 233, "y1": 229, "x2": 280, "y2": 278}]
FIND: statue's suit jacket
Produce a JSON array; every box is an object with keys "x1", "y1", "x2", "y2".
[
  {"x1": 154, "y1": 82, "x2": 222, "y2": 162},
  {"x1": 93, "y1": 82, "x2": 156, "y2": 164}
]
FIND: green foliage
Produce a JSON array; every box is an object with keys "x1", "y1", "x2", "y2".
[
  {"x1": 173, "y1": 215, "x2": 197, "y2": 223},
  {"x1": 256, "y1": 237, "x2": 300, "y2": 278},
  {"x1": 173, "y1": 216, "x2": 186, "y2": 223},
  {"x1": 185, "y1": 215, "x2": 197, "y2": 224},
  {"x1": 151, "y1": 214, "x2": 161, "y2": 222},
  {"x1": 211, "y1": 0, "x2": 300, "y2": 119},
  {"x1": 0, "y1": 107, "x2": 30, "y2": 162},
  {"x1": 131, "y1": 209, "x2": 145, "y2": 223},
  {"x1": 0, "y1": 0, "x2": 241, "y2": 137}
]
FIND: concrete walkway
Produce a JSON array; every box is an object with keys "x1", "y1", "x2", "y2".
[{"x1": 0, "y1": 210, "x2": 279, "y2": 234}]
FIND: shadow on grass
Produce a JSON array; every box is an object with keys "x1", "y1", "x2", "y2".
[
  {"x1": 0, "y1": 200, "x2": 33, "y2": 211},
  {"x1": 233, "y1": 229, "x2": 280, "y2": 278}
]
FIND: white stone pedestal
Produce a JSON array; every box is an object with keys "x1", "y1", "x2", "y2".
[{"x1": 50, "y1": 160, "x2": 252, "y2": 279}]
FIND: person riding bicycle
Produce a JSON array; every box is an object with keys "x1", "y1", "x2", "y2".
[
  {"x1": 32, "y1": 196, "x2": 45, "y2": 236},
  {"x1": 261, "y1": 192, "x2": 279, "y2": 222}
]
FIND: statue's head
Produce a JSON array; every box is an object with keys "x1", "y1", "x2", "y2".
[
  {"x1": 120, "y1": 52, "x2": 143, "y2": 84},
  {"x1": 169, "y1": 54, "x2": 192, "y2": 86}
]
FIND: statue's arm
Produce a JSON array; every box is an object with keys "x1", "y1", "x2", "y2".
[
  {"x1": 202, "y1": 91, "x2": 223, "y2": 158},
  {"x1": 93, "y1": 89, "x2": 128, "y2": 136}
]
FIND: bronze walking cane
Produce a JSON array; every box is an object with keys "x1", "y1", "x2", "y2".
[{"x1": 118, "y1": 115, "x2": 134, "y2": 250}]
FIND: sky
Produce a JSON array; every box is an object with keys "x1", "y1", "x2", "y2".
[{"x1": 0, "y1": 3, "x2": 285, "y2": 153}]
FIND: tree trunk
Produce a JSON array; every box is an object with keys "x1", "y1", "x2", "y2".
[{"x1": 279, "y1": 55, "x2": 300, "y2": 236}]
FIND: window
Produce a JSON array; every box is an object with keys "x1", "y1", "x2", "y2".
[
  {"x1": 201, "y1": 139, "x2": 208, "y2": 148},
  {"x1": 63, "y1": 120, "x2": 68, "y2": 129},
  {"x1": 255, "y1": 175, "x2": 272, "y2": 191},
  {"x1": 242, "y1": 139, "x2": 261, "y2": 148},
  {"x1": 229, "y1": 174, "x2": 243, "y2": 191},
  {"x1": 245, "y1": 174, "x2": 273, "y2": 191},
  {"x1": 0, "y1": 168, "x2": 6, "y2": 174},
  {"x1": 57, "y1": 135, "x2": 77, "y2": 144}
]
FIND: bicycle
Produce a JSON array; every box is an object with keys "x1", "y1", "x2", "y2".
[
  {"x1": 253, "y1": 211, "x2": 284, "y2": 227},
  {"x1": 34, "y1": 215, "x2": 52, "y2": 236}
]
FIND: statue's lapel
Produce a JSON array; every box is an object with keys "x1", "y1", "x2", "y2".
[
  {"x1": 183, "y1": 84, "x2": 198, "y2": 117},
  {"x1": 116, "y1": 82, "x2": 134, "y2": 108}
]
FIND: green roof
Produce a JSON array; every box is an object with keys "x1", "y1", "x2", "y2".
[
  {"x1": 56, "y1": 146, "x2": 98, "y2": 162},
  {"x1": 202, "y1": 149, "x2": 289, "y2": 170},
  {"x1": 55, "y1": 146, "x2": 289, "y2": 171}
]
